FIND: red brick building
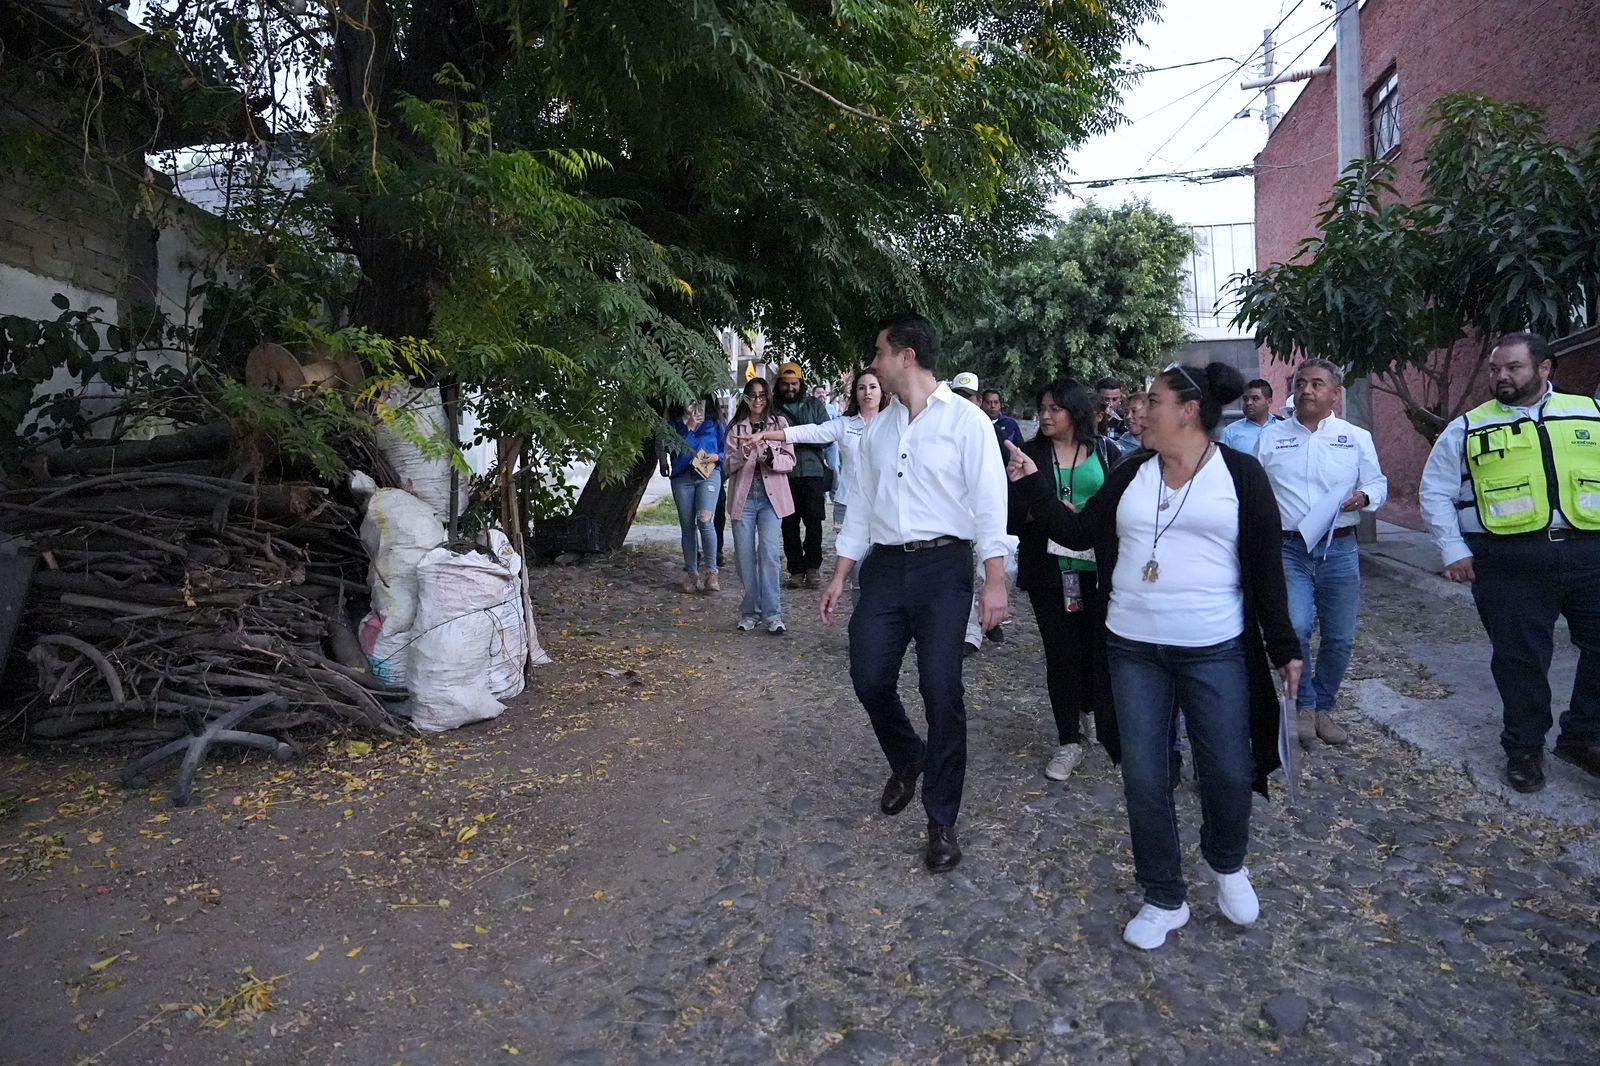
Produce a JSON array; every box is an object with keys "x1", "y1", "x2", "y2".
[{"x1": 1252, "y1": 0, "x2": 1600, "y2": 526}]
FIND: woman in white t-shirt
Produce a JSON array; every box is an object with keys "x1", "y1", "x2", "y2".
[{"x1": 1006, "y1": 362, "x2": 1302, "y2": 951}]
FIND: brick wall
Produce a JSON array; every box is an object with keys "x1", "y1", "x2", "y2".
[
  {"x1": 1252, "y1": 0, "x2": 1600, "y2": 525},
  {"x1": 0, "y1": 158, "x2": 134, "y2": 312}
]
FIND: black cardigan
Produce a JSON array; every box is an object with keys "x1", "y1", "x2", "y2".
[
  {"x1": 1007, "y1": 435, "x2": 1118, "y2": 594},
  {"x1": 1010, "y1": 444, "x2": 1301, "y2": 797}
]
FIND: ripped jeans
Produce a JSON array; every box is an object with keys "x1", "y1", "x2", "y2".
[{"x1": 671, "y1": 473, "x2": 721, "y2": 574}]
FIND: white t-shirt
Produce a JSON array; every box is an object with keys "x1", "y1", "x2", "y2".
[{"x1": 1108, "y1": 453, "x2": 1244, "y2": 647}]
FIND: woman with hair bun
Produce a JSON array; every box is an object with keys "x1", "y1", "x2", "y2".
[{"x1": 1005, "y1": 361, "x2": 1302, "y2": 951}]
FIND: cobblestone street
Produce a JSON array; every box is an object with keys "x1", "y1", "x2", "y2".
[{"x1": 3, "y1": 539, "x2": 1598, "y2": 1065}]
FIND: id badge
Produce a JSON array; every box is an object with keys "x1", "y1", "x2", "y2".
[{"x1": 1061, "y1": 570, "x2": 1083, "y2": 613}]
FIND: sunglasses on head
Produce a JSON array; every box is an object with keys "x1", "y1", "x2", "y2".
[{"x1": 1164, "y1": 361, "x2": 1204, "y2": 397}]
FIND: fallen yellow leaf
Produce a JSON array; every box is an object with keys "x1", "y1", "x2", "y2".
[
  {"x1": 305, "y1": 947, "x2": 322, "y2": 961},
  {"x1": 457, "y1": 826, "x2": 478, "y2": 844},
  {"x1": 346, "y1": 947, "x2": 363, "y2": 958},
  {"x1": 450, "y1": 942, "x2": 471, "y2": 950},
  {"x1": 89, "y1": 955, "x2": 119, "y2": 973}
]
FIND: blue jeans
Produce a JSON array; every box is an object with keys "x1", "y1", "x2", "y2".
[
  {"x1": 733, "y1": 479, "x2": 782, "y2": 624},
  {"x1": 1468, "y1": 534, "x2": 1600, "y2": 755},
  {"x1": 849, "y1": 541, "x2": 973, "y2": 826},
  {"x1": 671, "y1": 473, "x2": 720, "y2": 575},
  {"x1": 1281, "y1": 534, "x2": 1359, "y2": 713},
  {"x1": 1106, "y1": 633, "x2": 1253, "y2": 909}
]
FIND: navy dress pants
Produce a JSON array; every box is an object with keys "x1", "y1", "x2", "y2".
[{"x1": 848, "y1": 541, "x2": 974, "y2": 826}]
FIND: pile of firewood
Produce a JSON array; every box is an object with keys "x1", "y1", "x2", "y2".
[{"x1": 1, "y1": 421, "x2": 409, "y2": 760}]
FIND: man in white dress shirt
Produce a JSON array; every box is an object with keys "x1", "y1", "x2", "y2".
[
  {"x1": 819, "y1": 312, "x2": 1010, "y2": 873},
  {"x1": 1255, "y1": 358, "x2": 1387, "y2": 747}
]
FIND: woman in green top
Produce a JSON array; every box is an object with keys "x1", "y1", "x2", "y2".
[{"x1": 1007, "y1": 378, "x2": 1118, "y2": 781}]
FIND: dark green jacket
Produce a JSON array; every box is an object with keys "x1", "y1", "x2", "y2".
[{"x1": 777, "y1": 397, "x2": 833, "y2": 478}]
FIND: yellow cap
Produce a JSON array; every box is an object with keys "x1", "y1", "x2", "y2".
[{"x1": 778, "y1": 362, "x2": 803, "y2": 380}]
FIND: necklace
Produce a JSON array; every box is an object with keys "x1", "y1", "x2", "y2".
[
  {"x1": 1051, "y1": 441, "x2": 1086, "y2": 504},
  {"x1": 1142, "y1": 444, "x2": 1212, "y2": 582}
]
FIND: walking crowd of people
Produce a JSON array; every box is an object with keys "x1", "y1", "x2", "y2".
[{"x1": 655, "y1": 316, "x2": 1600, "y2": 951}]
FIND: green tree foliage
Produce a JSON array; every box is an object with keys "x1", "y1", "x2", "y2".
[
  {"x1": 945, "y1": 201, "x2": 1194, "y2": 405},
  {"x1": 1231, "y1": 93, "x2": 1600, "y2": 443},
  {"x1": 10, "y1": 1, "x2": 1161, "y2": 504}
]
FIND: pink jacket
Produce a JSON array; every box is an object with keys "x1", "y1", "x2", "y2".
[{"x1": 726, "y1": 417, "x2": 797, "y2": 519}]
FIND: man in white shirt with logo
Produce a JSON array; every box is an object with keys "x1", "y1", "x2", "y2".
[
  {"x1": 820, "y1": 312, "x2": 1010, "y2": 873},
  {"x1": 1255, "y1": 358, "x2": 1387, "y2": 747}
]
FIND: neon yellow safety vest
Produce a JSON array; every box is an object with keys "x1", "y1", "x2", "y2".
[{"x1": 1461, "y1": 392, "x2": 1600, "y2": 534}]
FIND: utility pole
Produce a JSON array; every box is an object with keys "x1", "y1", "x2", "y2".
[
  {"x1": 1334, "y1": 0, "x2": 1376, "y2": 541},
  {"x1": 1262, "y1": 28, "x2": 1280, "y2": 135}
]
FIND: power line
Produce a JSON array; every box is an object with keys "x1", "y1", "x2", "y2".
[
  {"x1": 1133, "y1": 0, "x2": 1313, "y2": 173},
  {"x1": 1113, "y1": 56, "x2": 1236, "y2": 78},
  {"x1": 1062, "y1": 165, "x2": 1256, "y2": 188},
  {"x1": 1167, "y1": 10, "x2": 1338, "y2": 173}
]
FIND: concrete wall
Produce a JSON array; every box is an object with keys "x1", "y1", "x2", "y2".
[{"x1": 1252, "y1": 0, "x2": 1600, "y2": 526}]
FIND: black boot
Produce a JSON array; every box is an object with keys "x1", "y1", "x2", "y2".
[{"x1": 1506, "y1": 753, "x2": 1545, "y2": 793}]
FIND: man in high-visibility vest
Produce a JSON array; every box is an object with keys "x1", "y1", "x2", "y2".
[{"x1": 1420, "y1": 332, "x2": 1600, "y2": 793}]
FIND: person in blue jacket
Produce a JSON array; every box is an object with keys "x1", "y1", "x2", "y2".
[{"x1": 663, "y1": 399, "x2": 724, "y2": 593}]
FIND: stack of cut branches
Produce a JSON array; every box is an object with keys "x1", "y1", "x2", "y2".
[{"x1": 2, "y1": 422, "x2": 408, "y2": 751}]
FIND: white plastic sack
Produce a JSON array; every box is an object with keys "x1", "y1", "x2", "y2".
[
  {"x1": 374, "y1": 383, "x2": 468, "y2": 519},
  {"x1": 408, "y1": 546, "x2": 511, "y2": 732},
  {"x1": 359, "y1": 488, "x2": 445, "y2": 633},
  {"x1": 358, "y1": 610, "x2": 413, "y2": 686},
  {"x1": 484, "y1": 531, "x2": 527, "y2": 699}
]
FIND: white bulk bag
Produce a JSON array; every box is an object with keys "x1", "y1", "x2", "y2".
[
  {"x1": 408, "y1": 546, "x2": 510, "y2": 732},
  {"x1": 373, "y1": 383, "x2": 468, "y2": 519},
  {"x1": 359, "y1": 488, "x2": 445, "y2": 633}
]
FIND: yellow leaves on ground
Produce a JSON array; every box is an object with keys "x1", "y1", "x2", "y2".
[
  {"x1": 346, "y1": 946, "x2": 363, "y2": 958},
  {"x1": 88, "y1": 954, "x2": 120, "y2": 973},
  {"x1": 305, "y1": 946, "x2": 322, "y2": 961},
  {"x1": 193, "y1": 972, "x2": 284, "y2": 1028}
]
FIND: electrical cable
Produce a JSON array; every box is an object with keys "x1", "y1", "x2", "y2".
[{"x1": 1132, "y1": 0, "x2": 1313, "y2": 173}]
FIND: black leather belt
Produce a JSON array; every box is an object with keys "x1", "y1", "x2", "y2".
[
  {"x1": 1283, "y1": 527, "x2": 1355, "y2": 542},
  {"x1": 877, "y1": 536, "x2": 967, "y2": 552},
  {"x1": 1466, "y1": 528, "x2": 1600, "y2": 543}
]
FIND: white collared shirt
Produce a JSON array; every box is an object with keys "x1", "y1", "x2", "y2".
[
  {"x1": 1254, "y1": 413, "x2": 1387, "y2": 530},
  {"x1": 1420, "y1": 383, "x2": 1564, "y2": 566},
  {"x1": 836, "y1": 384, "x2": 1012, "y2": 563}
]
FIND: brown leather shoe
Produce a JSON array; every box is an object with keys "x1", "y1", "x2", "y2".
[
  {"x1": 1506, "y1": 753, "x2": 1545, "y2": 793},
  {"x1": 703, "y1": 569, "x2": 720, "y2": 592},
  {"x1": 1553, "y1": 744, "x2": 1600, "y2": 779},
  {"x1": 1315, "y1": 713, "x2": 1349, "y2": 745},
  {"x1": 1296, "y1": 714, "x2": 1317, "y2": 748}
]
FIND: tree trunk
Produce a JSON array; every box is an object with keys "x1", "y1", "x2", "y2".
[{"x1": 565, "y1": 442, "x2": 657, "y2": 554}]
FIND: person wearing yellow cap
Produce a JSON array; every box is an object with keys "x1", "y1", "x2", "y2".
[{"x1": 773, "y1": 361, "x2": 835, "y2": 588}]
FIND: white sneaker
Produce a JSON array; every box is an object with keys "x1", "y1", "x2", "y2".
[
  {"x1": 1209, "y1": 864, "x2": 1259, "y2": 926},
  {"x1": 766, "y1": 619, "x2": 786, "y2": 635},
  {"x1": 1044, "y1": 743, "x2": 1084, "y2": 781},
  {"x1": 1122, "y1": 902, "x2": 1190, "y2": 950},
  {"x1": 738, "y1": 617, "x2": 757, "y2": 632}
]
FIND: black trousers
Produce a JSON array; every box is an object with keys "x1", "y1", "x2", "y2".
[
  {"x1": 1468, "y1": 534, "x2": 1600, "y2": 755},
  {"x1": 783, "y1": 475, "x2": 828, "y2": 574},
  {"x1": 849, "y1": 541, "x2": 972, "y2": 826},
  {"x1": 1027, "y1": 570, "x2": 1112, "y2": 745}
]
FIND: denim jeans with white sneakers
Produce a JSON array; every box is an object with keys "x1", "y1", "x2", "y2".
[
  {"x1": 733, "y1": 478, "x2": 782, "y2": 625},
  {"x1": 1107, "y1": 633, "x2": 1253, "y2": 909}
]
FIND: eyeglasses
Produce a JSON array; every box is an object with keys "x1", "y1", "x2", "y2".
[{"x1": 1164, "y1": 361, "x2": 1204, "y2": 398}]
